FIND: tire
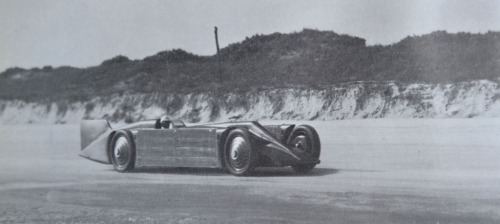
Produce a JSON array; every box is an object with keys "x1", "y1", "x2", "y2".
[
  {"x1": 287, "y1": 125, "x2": 321, "y2": 174},
  {"x1": 110, "y1": 130, "x2": 136, "y2": 172},
  {"x1": 224, "y1": 128, "x2": 256, "y2": 176}
]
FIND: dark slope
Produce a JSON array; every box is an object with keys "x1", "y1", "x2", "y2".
[{"x1": 1, "y1": 29, "x2": 499, "y2": 101}]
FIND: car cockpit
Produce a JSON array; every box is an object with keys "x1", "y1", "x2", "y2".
[{"x1": 155, "y1": 116, "x2": 186, "y2": 129}]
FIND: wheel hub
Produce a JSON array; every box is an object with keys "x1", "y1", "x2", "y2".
[
  {"x1": 230, "y1": 136, "x2": 245, "y2": 159},
  {"x1": 113, "y1": 137, "x2": 129, "y2": 166},
  {"x1": 231, "y1": 148, "x2": 238, "y2": 159},
  {"x1": 292, "y1": 135, "x2": 309, "y2": 153}
]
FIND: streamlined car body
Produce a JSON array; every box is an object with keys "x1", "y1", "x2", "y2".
[{"x1": 80, "y1": 117, "x2": 321, "y2": 176}]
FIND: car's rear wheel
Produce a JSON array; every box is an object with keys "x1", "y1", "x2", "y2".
[
  {"x1": 287, "y1": 125, "x2": 321, "y2": 174},
  {"x1": 110, "y1": 130, "x2": 135, "y2": 172},
  {"x1": 224, "y1": 128, "x2": 256, "y2": 176}
]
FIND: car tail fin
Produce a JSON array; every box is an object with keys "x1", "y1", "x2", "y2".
[{"x1": 80, "y1": 120, "x2": 112, "y2": 151}]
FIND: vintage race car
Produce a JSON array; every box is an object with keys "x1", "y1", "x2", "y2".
[{"x1": 80, "y1": 117, "x2": 321, "y2": 176}]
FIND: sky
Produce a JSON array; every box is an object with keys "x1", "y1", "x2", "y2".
[{"x1": 0, "y1": 0, "x2": 499, "y2": 71}]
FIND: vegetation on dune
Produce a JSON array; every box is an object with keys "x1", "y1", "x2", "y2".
[{"x1": 0, "y1": 29, "x2": 499, "y2": 102}]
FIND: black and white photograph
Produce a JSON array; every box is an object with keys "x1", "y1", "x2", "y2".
[{"x1": 1, "y1": 0, "x2": 500, "y2": 223}]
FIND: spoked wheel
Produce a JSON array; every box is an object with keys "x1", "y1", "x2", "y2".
[
  {"x1": 224, "y1": 128, "x2": 256, "y2": 176},
  {"x1": 110, "y1": 130, "x2": 135, "y2": 172},
  {"x1": 287, "y1": 125, "x2": 321, "y2": 174}
]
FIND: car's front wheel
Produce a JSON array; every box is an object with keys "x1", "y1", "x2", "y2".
[
  {"x1": 224, "y1": 128, "x2": 256, "y2": 176},
  {"x1": 287, "y1": 125, "x2": 321, "y2": 174},
  {"x1": 110, "y1": 130, "x2": 136, "y2": 172}
]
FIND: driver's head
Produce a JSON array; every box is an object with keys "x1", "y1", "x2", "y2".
[{"x1": 160, "y1": 115, "x2": 170, "y2": 129}]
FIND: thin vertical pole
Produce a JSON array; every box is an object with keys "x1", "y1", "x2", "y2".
[
  {"x1": 214, "y1": 26, "x2": 222, "y2": 83},
  {"x1": 214, "y1": 27, "x2": 220, "y2": 54}
]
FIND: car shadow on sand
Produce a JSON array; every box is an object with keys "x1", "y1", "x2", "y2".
[
  {"x1": 252, "y1": 167, "x2": 339, "y2": 177},
  {"x1": 128, "y1": 167, "x2": 226, "y2": 176},
  {"x1": 121, "y1": 167, "x2": 340, "y2": 177}
]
